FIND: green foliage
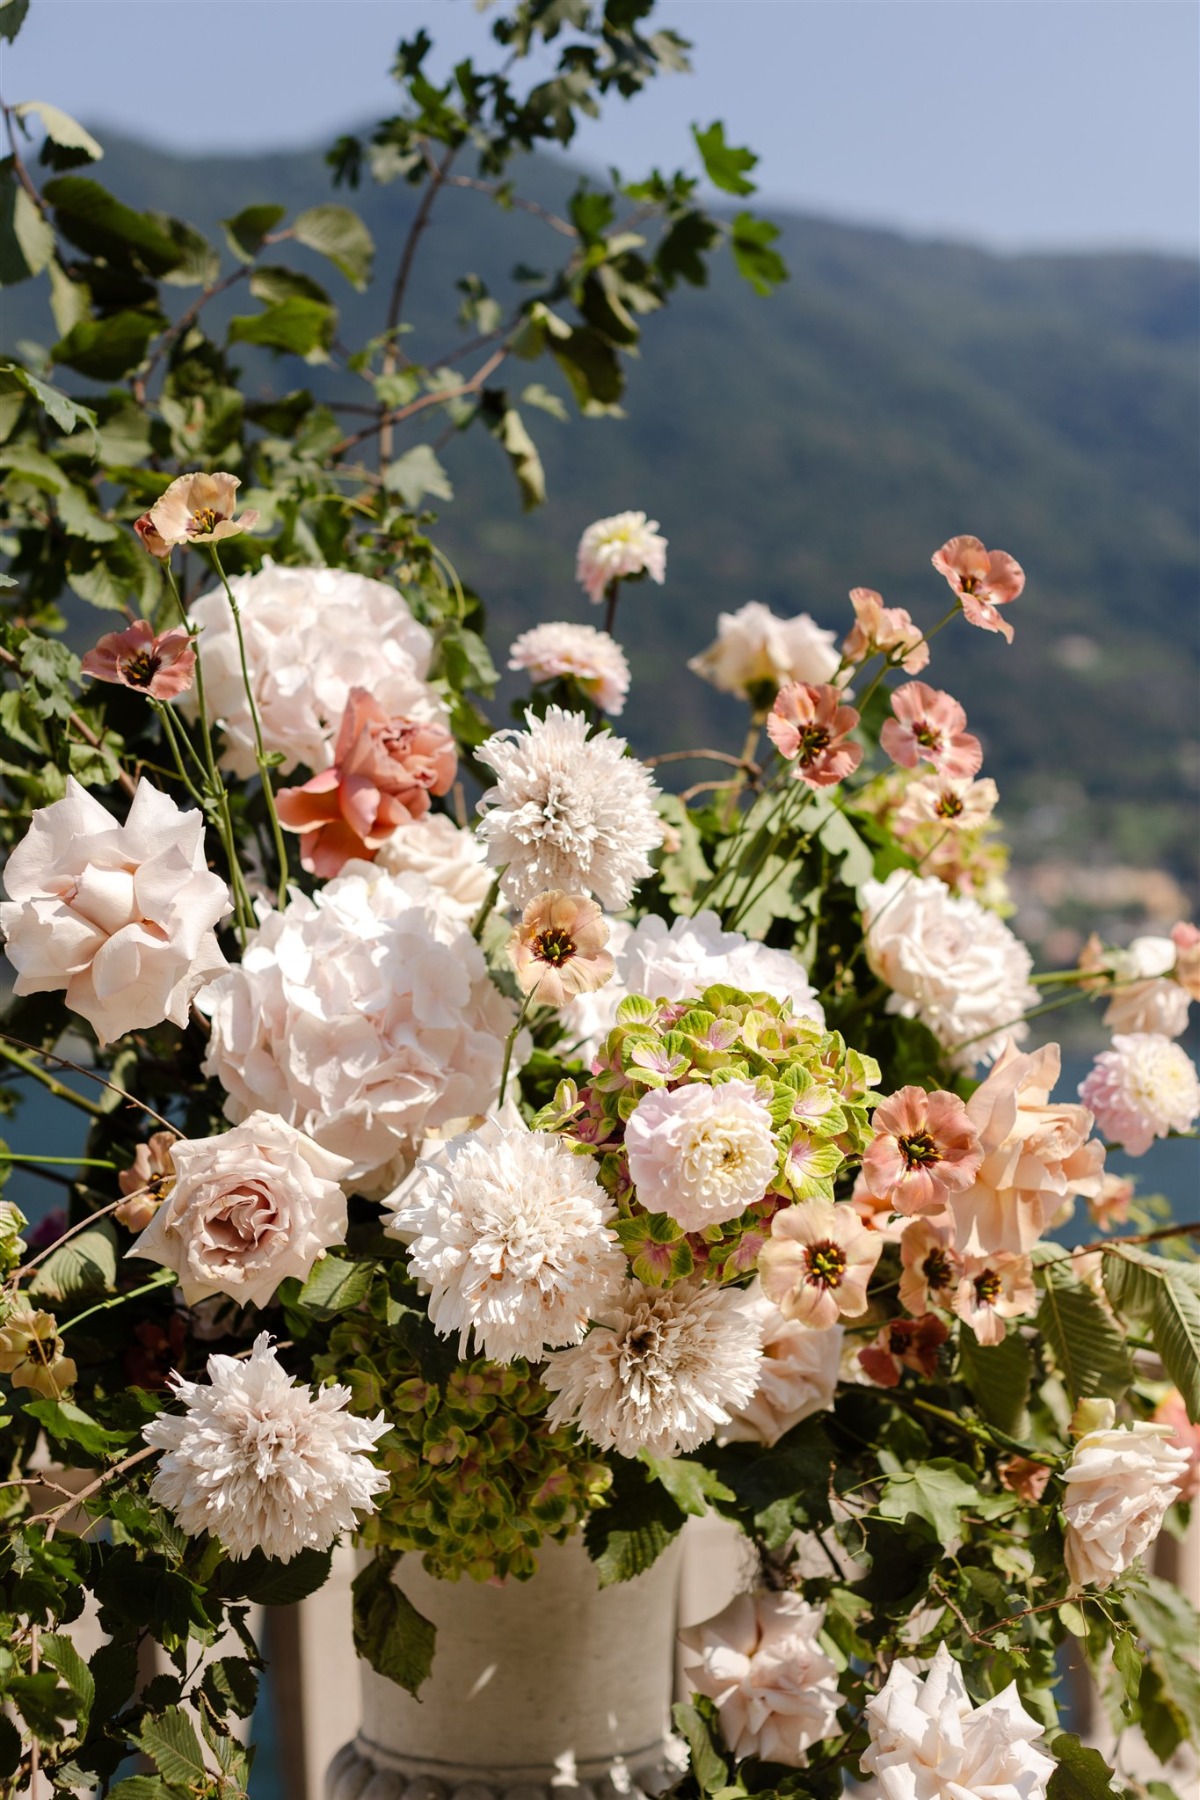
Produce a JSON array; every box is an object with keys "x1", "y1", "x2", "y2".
[
  {"x1": 1035, "y1": 1254, "x2": 1134, "y2": 1406},
  {"x1": 1103, "y1": 1245, "x2": 1200, "y2": 1422},
  {"x1": 352, "y1": 1554, "x2": 437, "y2": 1697}
]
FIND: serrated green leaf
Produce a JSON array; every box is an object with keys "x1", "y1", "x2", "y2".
[
  {"x1": 39, "y1": 1632, "x2": 94, "y2": 1730},
  {"x1": 640, "y1": 1453, "x2": 735, "y2": 1518},
  {"x1": 222, "y1": 201, "x2": 287, "y2": 262},
  {"x1": 43, "y1": 175, "x2": 182, "y2": 276},
  {"x1": 485, "y1": 401, "x2": 544, "y2": 510},
  {"x1": 215, "y1": 1545, "x2": 333, "y2": 1608},
  {"x1": 28, "y1": 1220, "x2": 118, "y2": 1302},
  {"x1": 1046, "y1": 1732, "x2": 1120, "y2": 1798},
  {"x1": 1104, "y1": 1246, "x2": 1200, "y2": 1422},
  {"x1": 672, "y1": 1701, "x2": 729, "y2": 1796},
  {"x1": 291, "y1": 202, "x2": 375, "y2": 289},
  {"x1": 52, "y1": 311, "x2": 159, "y2": 380},
  {"x1": 23, "y1": 1398, "x2": 127, "y2": 1459},
  {"x1": 14, "y1": 102, "x2": 102, "y2": 169},
  {"x1": 227, "y1": 296, "x2": 335, "y2": 362},
  {"x1": 295, "y1": 1254, "x2": 373, "y2": 1319},
  {"x1": 351, "y1": 1555, "x2": 436, "y2": 1697},
  {"x1": 0, "y1": 361, "x2": 98, "y2": 442},
  {"x1": 584, "y1": 1455, "x2": 685, "y2": 1586},
  {"x1": 1036, "y1": 1262, "x2": 1133, "y2": 1405},
  {"x1": 107, "y1": 1779, "x2": 183, "y2": 1799},
  {"x1": 135, "y1": 1706, "x2": 208, "y2": 1787},
  {"x1": 958, "y1": 1326, "x2": 1033, "y2": 1435},
  {"x1": 0, "y1": 165, "x2": 55, "y2": 282}
]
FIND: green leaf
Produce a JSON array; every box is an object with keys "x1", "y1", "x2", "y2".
[
  {"x1": 1046, "y1": 1733, "x2": 1120, "y2": 1798},
  {"x1": 0, "y1": 0, "x2": 31, "y2": 44},
  {"x1": 23, "y1": 1398, "x2": 127, "y2": 1459},
  {"x1": 485, "y1": 400, "x2": 545, "y2": 510},
  {"x1": 135, "y1": 1707, "x2": 209, "y2": 1788},
  {"x1": 222, "y1": 201, "x2": 287, "y2": 262},
  {"x1": 250, "y1": 263, "x2": 331, "y2": 308},
  {"x1": 521, "y1": 381, "x2": 567, "y2": 420},
  {"x1": 107, "y1": 1780, "x2": 183, "y2": 1799},
  {"x1": 351, "y1": 1555, "x2": 436, "y2": 1697},
  {"x1": 1121, "y1": 1574, "x2": 1200, "y2": 1739},
  {"x1": 42, "y1": 175, "x2": 183, "y2": 276},
  {"x1": 52, "y1": 311, "x2": 159, "y2": 380},
  {"x1": 291, "y1": 202, "x2": 375, "y2": 289},
  {"x1": 39, "y1": 1632, "x2": 94, "y2": 1731},
  {"x1": 1104, "y1": 1246, "x2": 1200, "y2": 1422},
  {"x1": 219, "y1": 1545, "x2": 333, "y2": 1608},
  {"x1": 0, "y1": 163, "x2": 55, "y2": 282},
  {"x1": 28, "y1": 1220, "x2": 118, "y2": 1302},
  {"x1": 201, "y1": 1655, "x2": 259, "y2": 1721},
  {"x1": 672, "y1": 1701, "x2": 729, "y2": 1796},
  {"x1": 958, "y1": 1326, "x2": 1033, "y2": 1435},
  {"x1": 1036, "y1": 1260, "x2": 1134, "y2": 1406},
  {"x1": 730, "y1": 211, "x2": 788, "y2": 296},
  {"x1": 693, "y1": 121, "x2": 758, "y2": 196},
  {"x1": 14, "y1": 102, "x2": 103, "y2": 170},
  {"x1": 227, "y1": 297, "x2": 336, "y2": 361},
  {"x1": 295, "y1": 1254, "x2": 373, "y2": 1319},
  {"x1": 584, "y1": 1454, "x2": 686, "y2": 1585},
  {"x1": 640, "y1": 1454, "x2": 735, "y2": 1518},
  {"x1": 879, "y1": 1458, "x2": 980, "y2": 1542},
  {"x1": 383, "y1": 442, "x2": 454, "y2": 507},
  {"x1": 0, "y1": 362, "x2": 97, "y2": 442},
  {"x1": 150, "y1": 214, "x2": 219, "y2": 288}
]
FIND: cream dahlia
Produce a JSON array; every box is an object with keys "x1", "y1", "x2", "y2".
[
  {"x1": 688, "y1": 601, "x2": 840, "y2": 700},
  {"x1": 575, "y1": 510, "x2": 667, "y2": 604},
  {"x1": 144, "y1": 1335, "x2": 388, "y2": 1562},
  {"x1": 508, "y1": 621, "x2": 631, "y2": 716},
  {"x1": 1079, "y1": 1032, "x2": 1200, "y2": 1157}
]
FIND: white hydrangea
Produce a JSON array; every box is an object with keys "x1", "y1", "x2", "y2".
[
  {"x1": 184, "y1": 564, "x2": 445, "y2": 778},
  {"x1": 476, "y1": 707, "x2": 664, "y2": 910},
  {"x1": 860, "y1": 1644, "x2": 1054, "y2": 1800},
  {"x1": 198, "y1": 865, "x2": 515, "y2": 1191},
  {"x1": 862, "y1": 870, "x2": 1037, "y2": 1069},
  {"x1": 561, "y1": 909, "x2": 823, "y2": 1061},
  {"x1": 144, "y1": 1335, "x2": 388, "y2": 1562},
  {"x1": 373, "y1": 813, "x2": 494, "y2": 924},
  {"x1": 543, "y1": 1278, "x2": 762, "y2": 1458},
  {"x1": 508, "y1": 621, "x2": 631, "y2": 716},
  {"x1": 387, "y1": 1118, "x2": 625, "y2": 1363},
  {"x1": 576, "y1": 510, "x2": 667, "y2": 604},
  {"x1": 1062, "y1": 1404, "x2": 1191, "y2": 1591},
  {"x1": 688, "y1": 601, "x2": 839, "y2": 700}
]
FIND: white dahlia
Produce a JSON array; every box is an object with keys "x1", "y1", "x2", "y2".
[
  {"x1": 144, "y1": 1335, "x2": 388, "y2": 1562},
  {"x1": 508, "y1": 621, "x2": 631, "y2": 717},
  {"x1": 624, "y1": 1079, "x2": 777, "y2": 1231},
  {"x1": 861, "y1": 870, "x2": 1037, "y2": 1069},
  {"x1": 387, "y1": 1119, "x2": 625, "y2": 1363},
  {"x1": 561, "y1": 909, "x2": 823, "y2": 1062},
  {"x1": 198, "y1": 866, "x2": 515, "y2": 1191},
  {"x1": 575, "y1": 510, "x2": 667, "y2": 604},
  {"x1": 476, "y1": 707, "x2": 664, "y2": 910},
  {"x1": 184, "y1": 564, "x2": 445, "y2": 778},
  {"x1": 543, "y1": 1278, "x2": 763, "y2": 1458},
  {"x1": 1079, "y1": 1032, "x2": 1200, "y2": 1156}
]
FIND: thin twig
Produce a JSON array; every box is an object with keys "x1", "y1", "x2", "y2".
[
  {"x1": 0, "y1": 1030, "x2": 176, "y2": 1130},
  {"x1": 333, "y1": 344, "x2": 511, "y2": 456}
]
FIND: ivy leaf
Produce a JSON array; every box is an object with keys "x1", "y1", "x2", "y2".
[
  {"x1": 879, "y1": 1458, "x2": 980, "y2": 1542},
  {"x1": 28, "y1": 1220, "x2": 118, "y2": 1303},
  {"x1": 640, "y1": 1453, "x2": 735, "y2": 1518},
  {"x1": 135, "y1": 1707, "x2": 209, "y2": 1788},
  {"x1": 383, "y1": 442, "x2": 454, "y2": 507},
  {"x1": 295, "y1": 1253, "x2": 373, "y2": 1319},
  {"x1": 730, "y1": 211, "x2": 788, "y2": 296},
  {"x1": 584, "y1": 1452, "x2": 686, "y2": 1585},
  {"x1": 291, "y1": 202, "x2": 375, "y2": 289},
  {"x1": 1037, "y1": 1258, "x2": 1133, "y2": 1405},
  {"x1": 351, "y1": 1554, "x2": 436, "y2": 1697},
  {"x1": 14, "y1": 101, "x2": 103, "y2": 170},
  {"x1": 1046, "y1": 1733, "x2": 1121, "y2": 1798},
  {"x1": 958, "y1": 1326, "x2": 1033, "y2": 1435},
  {"x1": 693, "y1": 121, "x2": 758, "y2": 196}
]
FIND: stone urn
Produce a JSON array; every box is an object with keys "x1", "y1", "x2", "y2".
[{"x1": 326, "y1": 1532, "x2": 690, "y2": 1800}]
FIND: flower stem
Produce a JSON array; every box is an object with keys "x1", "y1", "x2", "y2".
[
  {"x1": 0, "y1": 1039, "x2": 104, "y2": 1117},
  {"x1": 498, "y1": 987, "x2": 537, "y2": 1106},
  {"x1": 471, "y1": 873, "x2": 502, "y2": 942},
  {"x1": 209, "y1": 545, "x2": 290, "y2": 900},
  {"x1": 60, "y1": 1268, "x2": 176, "y2": 1333}
]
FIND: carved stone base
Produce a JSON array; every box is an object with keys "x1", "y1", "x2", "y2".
[{"x1": 325, "y1": 1735, "x2": 687, "y2": 1800}]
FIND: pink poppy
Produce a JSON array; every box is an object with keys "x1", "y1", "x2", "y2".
[
  {"x1": 843, "y1": 588, "x2": 929, "y2": 674},
  {"x1": 766, "y1": 682, "x2": 862, "y2": 789},
  {"x1": 898, "y1": 1218, "x2": 961, "y2": 1317},
  {"x1": 80, "y1": 619, "x2": 196, "y2": 701},
  {"x1": 758, "y1": 1199, "x2": 883, "y2": 1329},
  {"x1": 880, "y1": 681, "x2": 983, "y2": 781},
  {"x1": 952, "y1": 1252, "x2": 1036, "y2": 1346},
  {"x1": 276, "y1": 687, "x2": 457, "y2": 879},
  {"x1": 861, "y1": 1086, "x2": 982, "y2": 1216},
  {"x1": 859, "y1": 1314, "x2": 949, "y2": 1387},
  {"x1": 931, "y1": 535, "x2": 1025, "y2": 643}
]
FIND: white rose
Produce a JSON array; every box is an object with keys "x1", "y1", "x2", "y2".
[
  {"x1": 1104, "y1": 935, "x2": 1191, "y2": 1038},
  {"x1": 129, "y1": 1112, "x2": 351, "y2": 1308},
  {"x1": 198, "y1": 866, "x2": 515, "y2": 1191},
  {"x1": 1, "y1": 778, "x2": 229, "y2": 1046},
  {"x1": 678, "y1": 1592, "x2": 841, "y2": 1766},
  {"x1": 1062, "y1": 1404, "x2": 1191, "y2": 1591},
  {"x1": 724, "y1": 1283, "x2": 843, "y2": 1447},
  {"x1": 561, "y1": 909, "x2": 823, "y2": 1062},
  {"x1": 688, "y1": 601, "x2": 839, "y2": 699},
  {"x1": 862, "y1": 870, "x2": 1036, "y2": 1069},
  {"x1": 184, "y1": 564, "x2": 445, "y2": 778},
  {"x1": 373, "y1": 813, "x2": 494, "y2": 923}
]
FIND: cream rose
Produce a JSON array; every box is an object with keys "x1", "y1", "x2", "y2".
[
  {"x1": 688, "y1": 600, "x2": 839, "y2": 700},
  {"x1": 373, "y1": 813, "x2": 494, "y2": 923},
  {"x1": 129, "y1": 1112, "x2": 351, "y2": 1308},
  {"x1": 1061, "y1": 1402, "x2": 1191, "y2": 1592},
  {"x1": 724, "y1": 1283, "x2": 843, "y2": 1447},
  {"x1": 678, "y1": 1592, "x2": 841, "y2": 1766},
  {"x1": 1, "y1": 778, "x2": 229, "y2": 1046}
]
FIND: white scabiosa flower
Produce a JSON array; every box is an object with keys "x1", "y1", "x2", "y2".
[
  {"x1": 476, "y1": 707, "x2": 664, "y2": 910},
  {"x1": 1079, "y1": 1032, "x2": 1200, "y2": 1157},
  {"x1": 144, "y1": 1335, "x2": 388, "y2": 1562},
  {"x1": 561, "y1": 909, "x2": 823, "y2": 1062},
  {"x1": 861, "y1": 870, "x2": 1037, "y2": 1069},
  {"x1": 1061, "y1": 1402, "x2": 1191, "y2": 1591},
  {"x1": 624, "y1": 1079, "x2": 777, "y2": 1231},
  {"x1": 508, "y1": 622, "x2": 631, "y2": 717},
  {"x1": 678, "y1": 1592, "x2": 841, "y2": 1766},
  {"x1": 575, "y1": 510, "x2": 667, "y2": 604},
  {"x1": 860, "y1": 1643, "x2": 1054, "y2": 1800},
  {"x1": 543, "y1": 1278, "x2": 763, "y2": 1458},
  {"x1": 387, "y1": 1119, "x2": 625, "y2": 1363}
]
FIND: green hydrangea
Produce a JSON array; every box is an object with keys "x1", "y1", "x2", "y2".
[{"x1": 535, "y1": 984, "x2": 880, "y2": 1286}]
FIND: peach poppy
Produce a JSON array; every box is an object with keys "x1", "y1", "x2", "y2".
[
  {"x1": 861, "y1": 1086, "x2": 982, "y2": 1216},
  {"x1": 932, "y1": 535, "x2": 1025, "y2": 643},
  {"x1": 508, "y1": 891, "x2": 614, "y2": 1007},
  {"x1": 880, "y1": 682, "x2": 983, "y2": 781},
  {"x1": 952, "y1": 1252, "x2": 1036, "y2": 1345},
  {"x1": 148, "y1": 471, "x2": 259, "y2": 548},
  {"x1": 80, "y1": 619, "x2": 196, "y2": 701},
  {"x1": 859, "y1": 1313, "x2": 949, "y2": 1386},
  {"x1": 898, "y1": 1218, "x2": 961, "y2": 1316},
  {"x1": 843, "y1": 587, "x2": 929, "y2": 674},
  {"x1": 759, "y1": 1199, "x2": 883, "y2": 1329},
  {"x1": 766, "y1": 682, "x2": 862, "y2": 789}
]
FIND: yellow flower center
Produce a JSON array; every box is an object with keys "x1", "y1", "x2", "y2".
[
  {"x1": 974, "y1": 1268, "x2": 1002, "y2": 1305},
  {"x1": 188, "y1": 506, "x2": 221, "y2": 535}
]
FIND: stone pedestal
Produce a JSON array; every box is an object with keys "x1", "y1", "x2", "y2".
[{"x1": 326, "y1": 1533, "x2": 688, "y2": 1800}]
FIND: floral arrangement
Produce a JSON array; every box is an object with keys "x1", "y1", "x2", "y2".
[{"x1": 0, "y1": 6, "x2": 1198, "y2": 1799}]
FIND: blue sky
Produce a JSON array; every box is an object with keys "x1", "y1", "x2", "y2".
[{"x1": 3, "y1": 0, "x2": 1197, "y2": 254}]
